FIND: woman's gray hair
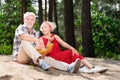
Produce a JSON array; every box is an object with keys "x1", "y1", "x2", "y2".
[
  {"x1": 24, "y1": 12, "x2": 36, "y2": 19},
  {"x1": 40, "y1": 21, "x2": 57, "y2": 32}
]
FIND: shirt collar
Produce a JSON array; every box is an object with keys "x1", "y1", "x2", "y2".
[{"x1": 22, "y1": 24, "x2": 36, "y2": 34}]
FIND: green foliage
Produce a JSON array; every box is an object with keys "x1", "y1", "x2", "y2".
[
  {"x1": 0, "y1": 0, "x2": 35, "y2": 55},
  {"x1": 91, "y1": 0, "x2": 120, "y2": 19},
  {"x1": 74, "y1": 2, "x2": 120, "y2": 59},
  {"x1": 91, "y1": 11, "x2": 120, "y2": 59},
  {"x1": 0, "y1": 1, "x2": 19, "y2": 55},
  {"x1": 0, "y1": 42, "x2": 12, "y2": 55}
]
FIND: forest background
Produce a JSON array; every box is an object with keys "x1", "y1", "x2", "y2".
[{"x1": 0, "y1": 0, "x2": 120, "y2": 60}]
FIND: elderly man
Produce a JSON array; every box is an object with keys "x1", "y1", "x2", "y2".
[{"x1": 12, "y1": 12, "x2": 80, "y2": 73}]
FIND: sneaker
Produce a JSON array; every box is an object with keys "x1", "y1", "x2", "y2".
[
  {"x1": 39, "y1": 60, "x2": 51, "y2": 70},
  {"x1": 79, "y1": 66, "x2": 107, "y2": 73},
  {"x1": 79, "y1": 66, "x2": 93, "y2": 73},
  {"x1": 67, "y1": 59, "x2": 80, "y2": 73},
  {"x1": 90, "y1": 66, "x2": 108, "y2": 73}
]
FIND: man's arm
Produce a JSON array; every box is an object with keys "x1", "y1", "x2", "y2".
[
  {"x1": 20, "y1": 34, "x2": 42, "y2": 49},
  {"x1": 19, "y1": 34, "x2": 37, "y2": 42}
]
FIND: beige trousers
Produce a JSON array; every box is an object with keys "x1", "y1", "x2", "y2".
[{"x1": 17, "y1": 40, "x2": 68, "y2": 71}]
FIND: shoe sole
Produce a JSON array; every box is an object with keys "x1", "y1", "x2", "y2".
[
  {"x1": 92, "y1": 68, "x2": 108, "y2": 73},
  {"x1": 98, "y1": 68, "x2": 108, "y2": 73},
  {"x1": 72, "y1": 59, "x2": 81, "y2": 73}
]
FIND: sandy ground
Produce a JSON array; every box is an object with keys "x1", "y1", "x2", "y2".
[{"x1": 0, "y1": 55, "x2": 120, "y2": 80}]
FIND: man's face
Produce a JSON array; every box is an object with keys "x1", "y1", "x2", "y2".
[{"x1": 24, "y1": 15, "x2": 36, "y2": 29}]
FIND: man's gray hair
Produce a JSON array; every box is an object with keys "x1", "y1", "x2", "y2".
[{"x1": 24, "y1": 12, "x2": 36, "y2": 19}]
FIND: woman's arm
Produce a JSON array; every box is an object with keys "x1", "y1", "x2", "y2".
[
  {"x1": 54, "y1": 35, "x2": 79, "y2": 54},
  {"x1": 54, "y1": 35, "x2": 72, "y2": 49}
]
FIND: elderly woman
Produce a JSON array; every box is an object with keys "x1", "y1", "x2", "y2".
[{"x1": 38, "y1": 21, "x2": 107, "y2": 73}]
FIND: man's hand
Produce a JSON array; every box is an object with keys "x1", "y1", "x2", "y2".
[{"x1": 35, "y1": 38, "x2": 43, "y2": 50}]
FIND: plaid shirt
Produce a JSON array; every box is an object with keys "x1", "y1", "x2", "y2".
[{"x1": 12, "y1": 24, "x2": 38, "y2": 61}]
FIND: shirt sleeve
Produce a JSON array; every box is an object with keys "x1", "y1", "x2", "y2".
[{"x1": 15, "y1": 25, "x2": 27, "y2": 37}]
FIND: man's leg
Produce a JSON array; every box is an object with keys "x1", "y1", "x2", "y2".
[
  {"x1": 17, "y1": 40, "x2": 41, "y2": 64},
  {"x1": 16, "y1": 46, "x2": 32, "y2": 64},
  {"x1": 16, "y1": 40, "x2": 51, "y2": 70},
  {"x1": 44, "y1": 56, "x2": 69, "y2": 71}
]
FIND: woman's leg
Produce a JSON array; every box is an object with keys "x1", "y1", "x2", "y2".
[
  {"x1": 71, "y1": 52, "x2": 94, "y2": 69},
  {"x1": 81, "y1": 59, "x2": 94, "y2": 69}
]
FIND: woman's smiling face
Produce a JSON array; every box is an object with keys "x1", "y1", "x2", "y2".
[{"x1": 41, "y1": 23, "x2": 51, "y2": 35}]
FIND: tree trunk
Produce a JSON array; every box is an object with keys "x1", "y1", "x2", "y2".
[
  {"x1": 48, "y1": 0, "x2": 53, "y2": 21},
  {"x1": 64, "y1": 0, "x2": 76, "y2": 48},
  {"x1": 0, "y1": 0, "x2": 1, "y2": 7},
  {"x1": 21, "y1": 0, "x2": 27, "y2": 23},
  {"x1": 81, "y1": 0, "x2": 95, "y2": 57},
  {"x1": 53, "y1": 0, "x2": 59, "y2": 34},
  {"x1": 38, "y1": 0, "x2": 43, "y2": 25},
  {"x1": 44, "y1": 0, "x2": 47, "y2": 20}
]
